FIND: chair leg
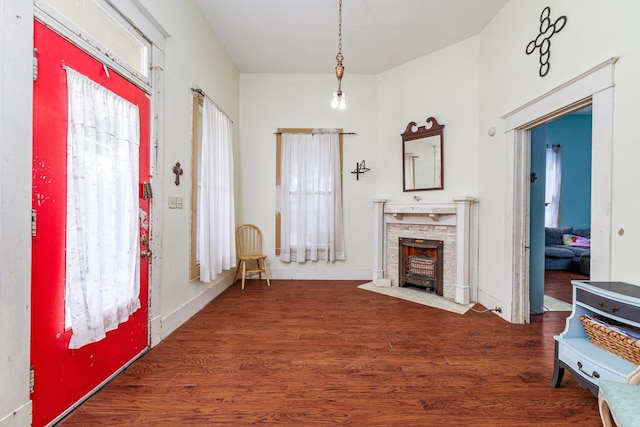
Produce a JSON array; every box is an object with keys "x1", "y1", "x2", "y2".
[
  {"x1": 233, "y1": 259, "x2": 241, "y2": 282},
  {"x1": 241, "y1": 260, "x2": 246, "y2": 290},
  {"x1": 262, "y1": 258, "x2": 271, "y2": 287}
]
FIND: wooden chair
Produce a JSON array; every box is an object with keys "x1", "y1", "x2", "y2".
[
  {"x1": 598, "y1": 364, "x2": 640, "y2": 427},
  {"x1": 234, "y1": 224, "x2": 271, "y2": 290}
]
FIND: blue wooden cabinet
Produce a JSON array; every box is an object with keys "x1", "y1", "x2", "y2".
[{"x1": 551, "y1": 281, "x2": 640, "y2": 396}]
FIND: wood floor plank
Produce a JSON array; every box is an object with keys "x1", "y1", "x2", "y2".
[
  {"x1": 545, "y1": 269, "x2": 589, "y2": 304},
  {"x1": 58, "y1": 280, "x2": 601, "y2": 426}
]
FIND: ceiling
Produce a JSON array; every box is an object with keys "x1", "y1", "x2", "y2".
[{"x1": 194, "y1": 0, "x2": 509, "y2": 75}]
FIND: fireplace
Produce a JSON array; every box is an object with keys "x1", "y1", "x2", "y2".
[
  {"x1": 398, "y1": 237, "x2": 444, "y2": 296},
  {"x1": 372, "y1": 198, "x2": 478, "y2": 304}
]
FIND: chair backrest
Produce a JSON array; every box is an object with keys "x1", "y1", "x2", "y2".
[{"x1": 236, "y1": 224, "x2": 264, "y2": 257}]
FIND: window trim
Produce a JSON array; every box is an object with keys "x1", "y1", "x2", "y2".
[
  {"x1": 275, "y1": 128, "x2": 343, "y2": 256},
  {"x1": 189, "y1": 96, "x2": 203, "y2": 280}
]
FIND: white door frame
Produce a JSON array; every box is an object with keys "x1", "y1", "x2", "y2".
[{"x1": 502, "y1": 58, "x2": 616, "y2": 324}]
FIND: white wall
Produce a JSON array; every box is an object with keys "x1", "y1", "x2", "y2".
[
  {"x1": 477, "y1": 0, "x2": 640, "y2": 308},
  {"x1": 376, "y1": 36, "x2": 481, "y2": 201},
  {"x1": 239, "y1": 37, "x2": 481, "y2": 281},
  {"x1": 0, "y1": 1, "x2": 33, "y2": 425},
  {"x1": 239, "y1": 73, "x2": 377, "y2": 279},
  {"x1": 137, "y1": 0, "x2": 241, "y2": 337}
]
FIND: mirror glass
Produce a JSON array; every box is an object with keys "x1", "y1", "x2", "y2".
[{"x1": 402, "y1": 117, "x2": 444, "y2": 191}]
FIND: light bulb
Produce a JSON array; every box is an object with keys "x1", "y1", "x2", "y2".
[
  {"x1": 339, "y1": 93, "x2": 346, "y2": 110},
  {"x1": 331, "y1": 93, "x2": 339, "y2": 109}
]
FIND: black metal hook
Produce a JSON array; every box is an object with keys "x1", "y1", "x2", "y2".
[{"x1": 351, "y1": 160, "x2": 370, "y2": 181}]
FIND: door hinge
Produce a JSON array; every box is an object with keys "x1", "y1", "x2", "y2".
[
  {"x1": 142, "y1": 182, "x2": 153, "y2": 200},
  {"x1": 31, "y1": 209, "x2": 37, "y2": 236},
  {"x1": 30, "y1": 367, "x2": 35, "y2": 393},
  {"x1": 33, "y1": 48, "x2": 38, "y2": 82}
]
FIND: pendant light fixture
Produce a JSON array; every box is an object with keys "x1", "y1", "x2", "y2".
[{"x1": 331, "y1": 0, "x2": 346, "y2": 110}]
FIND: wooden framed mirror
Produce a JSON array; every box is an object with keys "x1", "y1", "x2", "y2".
[{"x1": 401, "y1": 117, "x2": 444, "y2": 191}]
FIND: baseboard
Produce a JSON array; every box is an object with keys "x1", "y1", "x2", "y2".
[
  {"x1": 0, "y1": 401, "x2": 31, "y2": 427},
  {"x1": 269, "y1": 268, "x2": 371, "y2": 281},
  {"x1": 150, "y1": 314, "x2": 162, "y2": 348},
  {"x1": 477, "y1": 289, "x2": 506, "y2": 320},
  {"x1": 160, "y1": 271, "x2": 235, "y2": 341}
]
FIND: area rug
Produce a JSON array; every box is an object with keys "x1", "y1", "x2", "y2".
[
  {"x1": 544, "y1": 294, "x2": 572, "y2": 312},
  {"x1": 357, "y1": 282, "x2": 473, "y2": 315}
]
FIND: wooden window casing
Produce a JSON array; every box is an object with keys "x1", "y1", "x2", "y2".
[
  {"x1": 189, "y1": 96, "x2": 203, "y2": 280},
  {"x1": 275, "y1": 128, "x2": 343, "y2": 255}
]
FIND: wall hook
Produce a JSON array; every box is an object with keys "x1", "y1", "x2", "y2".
[
  {"x1": 530, "y1": 172, "x2": 538, "y2": 183},
  {"x1": 351, "y1": 160, "x2": 370, "y2": 181}
]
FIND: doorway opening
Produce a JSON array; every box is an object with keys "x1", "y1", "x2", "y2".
[
  {"x1": 529, "y1": 107, "x2": 592, "y2": 314},
  {"x1": 502, "y1": 58, "x2": 615, "y2": 324}
]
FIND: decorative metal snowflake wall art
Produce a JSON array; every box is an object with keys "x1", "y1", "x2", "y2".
[{"x1": 526, "y1": 6, "x2": 567, "y2": 77}]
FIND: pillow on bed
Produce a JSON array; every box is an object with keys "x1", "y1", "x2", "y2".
[{"x1": 562, "y1": 233, "x2": 590, "y2": 248}]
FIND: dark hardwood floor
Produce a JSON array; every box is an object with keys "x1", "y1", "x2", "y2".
[
  {"x1": 59, "y1": 280, "x2": 600, "y2": 426},
  {"x1": 545, "y1": 269, "x2": 590, "y2": 304}
]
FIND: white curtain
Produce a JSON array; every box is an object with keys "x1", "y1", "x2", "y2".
[
  {"x1": 279, "y1": 130, "x2": 345, "y2": 262},
  {"x1": 545, "y1": 144, "x2": 562, "y2": 227},
  {"x1": 65, "y1": 67, "x2": 140, "y2": 349},
  {"x1": 198, "y1": 97, "x2": 236, "y2": 282}
]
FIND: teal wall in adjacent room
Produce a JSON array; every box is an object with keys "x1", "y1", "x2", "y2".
[
  {"x1": 530, "y1": 125, "x2": 547, "y2": 314},
  {"x1": 548, "y1": 114, "x2": 593, "y2": 229},
  {"x1": 529, "y1": 110, "x2": 591, "y2": 314}
]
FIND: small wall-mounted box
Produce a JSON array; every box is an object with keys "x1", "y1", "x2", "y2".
[{"x1": 168, "y1": 196, "x2": 184, "y2": 209}]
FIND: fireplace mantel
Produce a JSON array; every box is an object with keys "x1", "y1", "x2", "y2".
[
  {"x1": 372, "y1": 197, "x2": 478, "y2": 305},
  {"x1": 384, "y1": 202, "x2": 456, "y2": 222}
]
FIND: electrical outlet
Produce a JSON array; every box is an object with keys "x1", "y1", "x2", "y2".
[{"x1": 494, "y1": 306, "x2": 502, "y2": 313}]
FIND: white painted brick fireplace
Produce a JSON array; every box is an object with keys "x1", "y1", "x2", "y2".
[{"x1": 372, "y1": 198, "x2": 479, "y2": 305}]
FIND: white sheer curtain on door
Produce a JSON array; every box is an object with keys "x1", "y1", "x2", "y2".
[
  {"x1": 198, "y1": 97, "x2": 236, "y2": 282},
  {"x1": 545, "y1": 144, "x2": 562, "y2": 227},
  {"x1": 65, "y1": 67, "x2": 140, "y2": 349},
  {"x1": 279, "y1": 130, "x2": 345, "y2": 262}
]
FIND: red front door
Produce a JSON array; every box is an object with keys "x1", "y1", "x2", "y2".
[{"x1": 31, "y1": 20, "x2": 150, "y2": 427}]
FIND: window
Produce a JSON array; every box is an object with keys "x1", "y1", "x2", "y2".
[
  {"x1": 65, "y1": 68, "x2": 141, "y2": 348},
  {"x1": 189, "y1": 96, "x2": 203, "y2": 280},
  {"x1": 276, "y1": 128, "x2": 345, "y2": 262},
  {"x1": 190, "y1": 92, "x2": 236, "y2": 282},
  {"x1": 39, "y1": 0, "x2": 151, "y2": 81},
  {"x1": 545, "y1": 144, "x2": 562, "y2": 227}
]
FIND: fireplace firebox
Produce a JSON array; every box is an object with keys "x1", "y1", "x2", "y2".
[{"x1": 399, "y1": 237, "x2": 444, "y2": 295}]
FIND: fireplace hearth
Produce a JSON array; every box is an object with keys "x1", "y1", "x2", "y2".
[{"x1": 399, "y1": 237, "x2": 443, "y2": 295}]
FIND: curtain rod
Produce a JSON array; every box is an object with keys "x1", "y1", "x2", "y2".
[
  {"x1": 191, "y1": 87, "x2": 234, "y2": 123},
  {"x1": 273, "y1": 132, "x2": 357, "y2": 135}
]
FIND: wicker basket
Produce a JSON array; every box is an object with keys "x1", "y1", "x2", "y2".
[{"x1": 579, "y1": 315, "x2": 640, "y2": 364}]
